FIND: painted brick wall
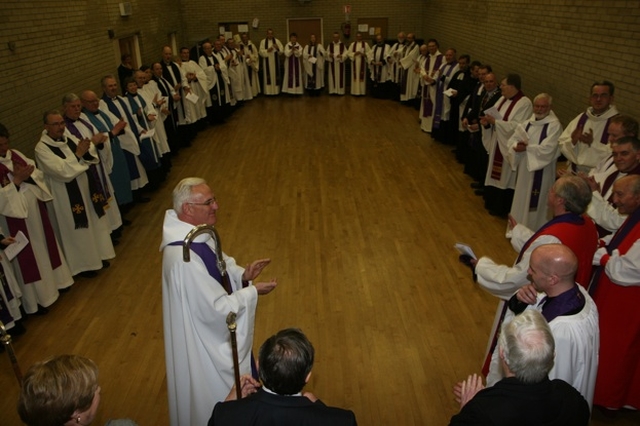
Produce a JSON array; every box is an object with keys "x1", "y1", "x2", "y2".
[{"x1": 422, "y1": 0, "x2": 640, "y2": 125}]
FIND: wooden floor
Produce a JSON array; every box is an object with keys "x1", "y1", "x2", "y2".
[{"x1": 1, "y1": 95, "x2": 637, "y2": 425}]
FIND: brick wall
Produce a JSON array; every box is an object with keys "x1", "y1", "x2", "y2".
[{"x1": 422, "y1": 0, "x2": 640, "y2": 125}]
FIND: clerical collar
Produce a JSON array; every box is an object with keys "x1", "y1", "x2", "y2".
[
  {"x1": 262, "y1": 385, "x2": 302, "y2": 397},
  {"x1": 589, "y1": 106, "x2": 610, "y2": 117},
  {"x1": 539, "y1": 284, "x2": 584, "y2": 322}
]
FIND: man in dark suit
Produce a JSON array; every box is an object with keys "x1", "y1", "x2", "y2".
[
  {"x1": 450, "y1": 310, "x2": 589, "y2": 425},
  {"x1": 209, "y1": 328, "x2": 357, "y2": 426}
]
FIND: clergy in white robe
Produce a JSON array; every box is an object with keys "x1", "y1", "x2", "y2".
[
  {"x1": 240, "y1": 34, "x2": 260, "y2": 98},
  {"x1": 481, "y1": 74, "x2": 533, "y2": 216},
  {"x1": 431, "y1": 49, "x2": 459, "y2": 141},
  {"x1": 35, "y1": 112, "x2": 115, "y2": 276},
  {"x1": 0, "y1": 224, "x2": 22, "y2": 330},
  {"x1": 559, "y1": 82, "x2": 619, "y2": 174},
  {"x1": 303, "y1": 35, "x2": 325, "y2": 93},
  {"x1": 178, "y1": 47, "x2": 209, "y2": 123},
  {"x1": 473, "y1": 177, "x2": 598, "y2": 381},
  {"x1": 99, "y1": 76, "x2": 149, "y2": 192},
  {"x1": 398, "y1": 34, "x2": 420, "y2": 103},
  {"x1": 419, "y1": 40, "x2": 444, "y2": 132},
  {"x1": 507, "y1": 94, "x2": 562, "y2": 234},
  {"x1": 347, "y1": 33, "x2": 371, "y2": 96},
  {"x1": 486, "y1": 245, "x2": 599, "y2": 410},
  {"x1": 282, "y1": 34, "x2": 304, "y2": 95},
  {"x1": 259, "y1": 30, "x2": 283, "y2": 96},
  {"x1": 388, "y1": 32, "x2": 407, "y2": 86},
  {"x1": 160, "y1": 177, "x2": 276, "y2": 426},
  {"x1": 586, "y1": 136, "x2": 640, "y2": 235},
  {"x1": 0, "y1": 126, "x2": 72, "y2": 313},
  {"x1": 368, "y1": 35, "x2": 391, "y2": 85},
  {"x1": 326, "y1": 32, "x2": 347, "y2": 95},
  {"x1": 225, "y1": 39, "x2": 245, "y2": 101},
  {"x1": 161, "y1": 46, "x2": 191, "y2": 128},
  {"x1": 62, "y1": 93, "x2": 123, "y2": 234},
  {"x1": 136, "y1": 72, "x2": 172, "y2": 158}
]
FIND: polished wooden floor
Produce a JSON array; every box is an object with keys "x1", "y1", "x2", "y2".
[{"x1": 1, "y1": 95, "x2": 637, "y2": 425}]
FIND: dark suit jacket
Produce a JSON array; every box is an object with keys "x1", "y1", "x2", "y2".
[
  {"x1": 449, "y1": 377, "x2": 589, "y2": 426},
  {"x1": 209, "y1": 389, "x2": 357, "y2": 426}
]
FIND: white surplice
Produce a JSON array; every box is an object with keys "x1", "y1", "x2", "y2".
[
  {"x1": 259, "y1": 37, "x2": 284, "y2": 95},
  {"x1": 35, "y1": 131, "x2": 115, "y2": 275},
  {"x1": 347, "y1": 41, "x2": 371, "y2": 96},
  {"x1": 0, "y1": 150, "x2": 73, "y2": 313},
  {"x1": 507, "y1": 111, "x2": 562, "y2": 233},
  {"x1": 160, "y1": 210, "x2": 258, "y2": 426},
  {"x1": 482, "y1": 94, "x2": 533, "y2": 190},
  {"x1": 486, "y1": 285, "x2": 599, "y2": 410},
  {"x1": 559, "y1": 106, "x2": 619, "y2": 174}
]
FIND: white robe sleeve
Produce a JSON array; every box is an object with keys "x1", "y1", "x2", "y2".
[
  {"x1": 476, "y1": 234, "x2": 561, "y2": 300},
  {"x1": 35, "y1": 141, "x2": 90, "y2": 183},
  {"x1": 604, "y1": 239, "x2": 640, "y2": 286},
  {"x1": 587, "y1": 191, "x2": 626, "y2": 232},
  {"x1": 525, "y1": 120, "x2": 562, "y2": 171}
]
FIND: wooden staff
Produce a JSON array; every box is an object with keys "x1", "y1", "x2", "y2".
[
  {"x1": 0, "y1": 320, "x2": 22, "y2": 386},
  {"x1": 226, "y1": 311, "x2": 242, "y2": 400}
]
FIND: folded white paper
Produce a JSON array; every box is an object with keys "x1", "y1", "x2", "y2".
[
  {"x1": 483, "y1": 106, "x2": 503, "y2": 120},
  {"x1": 454, "y1": 242, "x2": 477, "y2": 259},
  {"x1": 4, "y1": 231, "x2": 28, "y2": 261},
  {"x1": 186, "y1": 91, "x2": 199, "y2": 104}
]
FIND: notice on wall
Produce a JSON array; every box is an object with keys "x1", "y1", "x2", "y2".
[{"x1": 358, "y1": 24, "x2": 368, "y2": 32}]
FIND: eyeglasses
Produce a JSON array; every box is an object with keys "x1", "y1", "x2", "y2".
[{"x1": 188, "y1": 197, "x2": 217, "y2": 206}]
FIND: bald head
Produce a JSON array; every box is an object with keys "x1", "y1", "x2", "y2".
[{"x1": 529, "y1": 244, "x2": 578, "y2": 296}]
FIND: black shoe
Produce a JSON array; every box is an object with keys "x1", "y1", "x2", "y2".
[
  {"x1": 102, "y1": 260, "x2": 110, "y2": 269},
  {"x1": 489, "y1": 210, "x2": 507, "y2": 218},
  {"x1": 76, "y1": 270, "x2": 98, "y2": 279},
  {"x1": 470, "y1": 182, "x2": 483, "y2": 189},
  {"x1": 474, "y1": 189, "x2": 485, "y2": 196},
  {"x1": 11, "y1": 320, "x2": 27, "y2": 336},
  {"x1": 33, "y1": 305, "x2": 49, "y2": 315},
  {"x1": 122, "y1": 219, "x2": 132, "y2": 226}
]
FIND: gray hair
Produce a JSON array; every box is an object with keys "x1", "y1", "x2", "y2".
[
  {"x1": 554, "y1": 175, "x2": 592, "y2": 214},
  {"x1": 533, "y1": 93, "x2": 553, "y2": 105},
  {"x1": 172, "y1": 177, "x2": 207, "y2": 213},
  {"x1": 61, "y1": 93, "x2": 79, "y2": 106},
  {"x1": 498, "y1": 310, "x2": 555, "y2": 384}
]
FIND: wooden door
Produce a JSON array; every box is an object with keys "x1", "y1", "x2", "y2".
[{"x1": 287, "y1": 17, "x2": 323, "y2": 46}]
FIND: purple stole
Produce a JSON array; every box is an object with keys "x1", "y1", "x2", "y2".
[
  {"x1": 286, "y1": 44, "x2": 301, "y2": 89},
  {"x1": 352, "y1": 42, "x2": 366, "y2": 81},
  {"x1": 433, "y1": 61, "x2": 457, "y2": 129},
  {"x1": 263, "y1": 38, "x2": 281, "y2": 87},
  {"x1": 0, "y1": 153, "x2": 62, "y2": 283},
  {"x1": 490, "y1": 91, "x2": 525, "y2": 181},
  {"x1": 329, "y1": 43, "x2": 345, "y2": 89},
  {"x1": 421, "y1": 54, "x2": 443, "y2": 118},
  {"x1": 64, "y1": 117, "x2": 111, "y2": 203},
  {"x1": 525, "y1": 121, "x2": 549, "y2": 210},
  {"x1": 571, "y1": 112, "x2": 616, "y2": 172},
  {"x1": 306, "y1": 44, "x2": 317, "y2": 89},
  {"x1": 372, "y1": 45, "x2": 385, "y2": 83}
]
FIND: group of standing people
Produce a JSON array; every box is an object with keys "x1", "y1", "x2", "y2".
[{"x1": 447, "y1": 50, "x2": 640, "y2": 420}]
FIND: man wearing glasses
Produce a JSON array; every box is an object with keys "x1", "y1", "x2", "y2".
[
  {"x1": 160, "y1": 177, "x2": 277, "y2": 426},
  {"x1": 559, "y1": 81, "x2": 620, "y2": 174}
]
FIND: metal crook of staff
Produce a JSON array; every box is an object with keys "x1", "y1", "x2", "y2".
[
  {"x1": 0, "y1": 319, "x2": 23, "y2": 386},
  {"x1": 182, "y1": 224, "x2": 241, "y2": 397}
]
